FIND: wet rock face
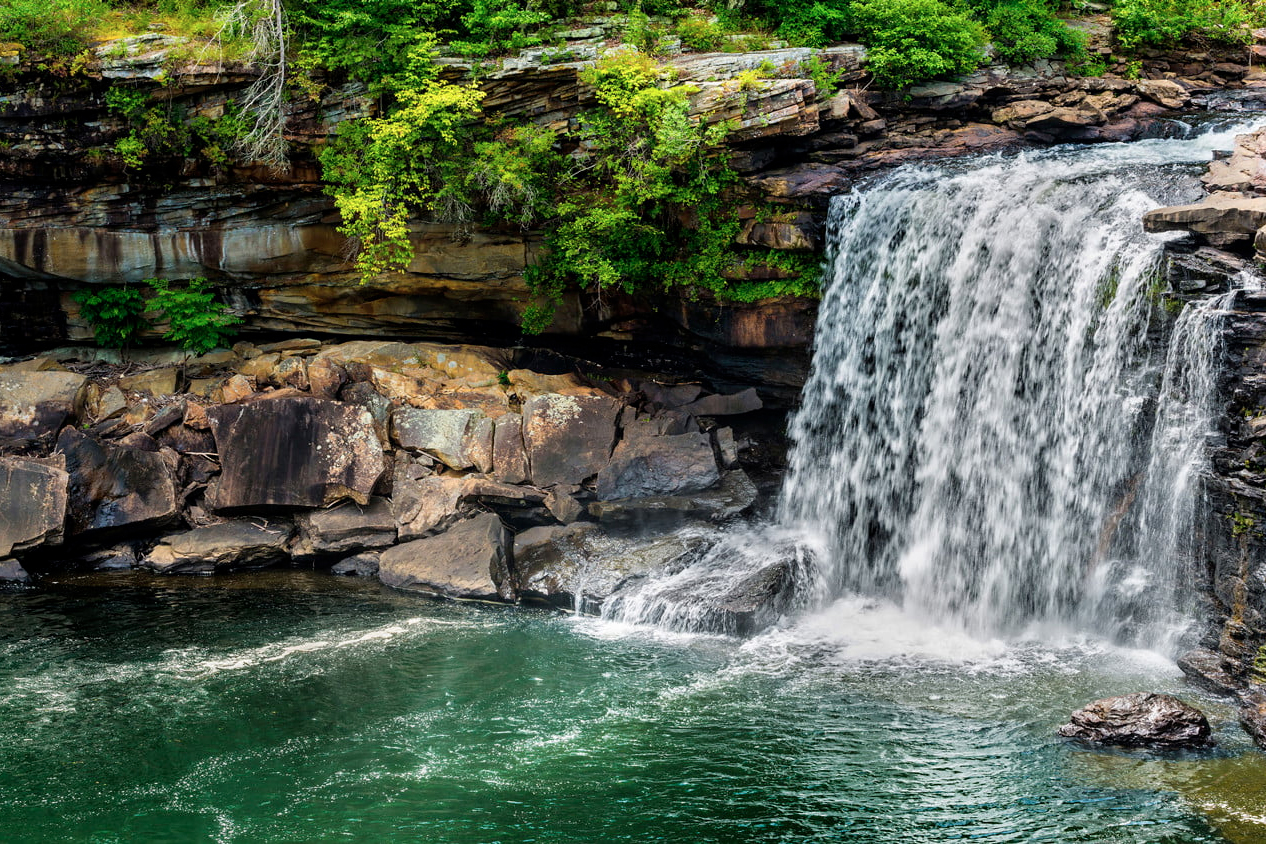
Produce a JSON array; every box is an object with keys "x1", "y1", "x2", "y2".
[
  {"x1": 378, "y1": 512, "x2": 513, "y2": 602},
  {"x1": 208, "y1": 397, "x2": 385, "y2": 510},
  {"x1": 1057, "y1": 693, "x2": 1212, "y2": 748},
  {"x1": 0, "y1": 456, "x2": 68, "y2": 556},
  {"x1": 142, "y1": 520, "x2": 294, "y2": 574},
  {"x1": 57, "y1": 428, "x2": 178, "y2": 536},
  {"x1": 1240, "y1": 693, "x2": 1266, "y2": 749},
  {"x1": 596, "y1": 433, "x2": 720, "y2": 501}
]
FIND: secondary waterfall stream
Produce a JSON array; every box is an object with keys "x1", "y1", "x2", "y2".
[{"x1": 606, "y1": 121, "x2": 1261, "y2": 650}]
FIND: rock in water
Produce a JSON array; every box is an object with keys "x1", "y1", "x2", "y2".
[
  {"x1": 1057, "y1": 693, "x2": 1211, "y2": 748},
  {"x1": 378, "y1": 512, "x2": 513, "y2": 601},
  {"x1": 1240, "y1": 691, "x2": 1266, "y2": 750}
]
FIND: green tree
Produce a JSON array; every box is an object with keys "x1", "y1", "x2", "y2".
[
  {"x1": 144, "y1": 278, "x2": 241, "y2": 355},
  {"x1": 73, "y1": 285, "x2": 149, "y2": 351}
]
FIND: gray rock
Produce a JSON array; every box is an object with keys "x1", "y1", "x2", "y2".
[
  {"x1": 58, "y1": 429, "x2": 178, "y2": 536},
  {"x1": 468, "y1": 417, "x2": 495, "y2": 474},
  {"x1": 492, "y1": 413, "x2": 528, "y2": 484},
  {"x1": 208, "y1": 397, "x2": 385, "y2": 510},
  {"x1": 522, "y1": 394, "x2": 621, "y2": 486},
  {"x1": 621, "y1": 409, "x2": 698, "y2": 440},
  {"x1": 1177, "y1": 647, "x2": 1244, "y2": 696},
  {"x1": 597, "y1": 432, "x2": 720, "y2": 500},
  {"x1": 392, "y1": 475, "x2": 471, "y2": 540},
  {"x1": 715, "y1": 427, "x2": 739, "y2": 468},
  {"x1": 143, "y1": 520, "x2": 294, "y2": 574},
  {"x1": 0, "y1": 559, "x2": 30, "y2": 582},
  {"x1": 590, "y1": 468, "x2": 757, "y2": 527},
  {"x1": 1240, "y1": 692, "x2": 1266, "y2": 750},
  {"x1": 0, "y1": 456, "x2": 68, "y2": 556},
  {"x1": 292, "y1": 497, "x2": 397, "y2": 559},
  {"x1": 339, "y1": 381, "x2": 393, "y2": 447},
  {"x1": 0, "y1": 371, "x2": 87, "y2": 448},
  {"x1": 544, "y1": 488, "x2": 584, "y2": 524},
  {"x1": 379, "y1": 513, "x2": 513, "y2": 601},
  {"x1": 1057, "y1": 692, "x2": 1212, "y2": 748},
  {"x1": 83, "y1": 544, "x2": 137, "y2": 571},
  {"x1": 331, "y1": 552, "x2": 381, "y2": 577},
  {"x1": 391, "y1": 408, "x2": 484, "y2": 469},
  {"x1": 681, "y1": 388, "x2": 762, "y2": 417}
]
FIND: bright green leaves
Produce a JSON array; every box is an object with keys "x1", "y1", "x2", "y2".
[
  {"x1": 851, "y1": 0, "x2": 988, "y2": 89},
  {"x1": 144, "y1": 278, "x2": 241, "y2": 356},
  {"x1": 1111, "y1": 0, "x2": 1255, "y2": 50},
  {"x1": 73, "y1": 285, "x2": 149, "y2": 350}
]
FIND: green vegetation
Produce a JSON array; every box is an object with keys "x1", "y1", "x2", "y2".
[
  {"x1": 73, "y1": 285, "x2": 149, "y2": 349},
  {"x1": 1111, "y1": 0, "x2": 1257, "y2": 49},
  {"x1": 1253, "y1": 645, "x2": 1266, "y2": 684},
  {"x1": 76, "y1": 280, "x2": 239, "y2": 355},
  {"x1": 851, "y1": 0, "x2": 987, "y2": 89}
]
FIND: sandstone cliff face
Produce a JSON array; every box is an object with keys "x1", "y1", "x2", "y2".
[{"x1": 1, "y1": 27, "x2": 1261, "y2": 397}]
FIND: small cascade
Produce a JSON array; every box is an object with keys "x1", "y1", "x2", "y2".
[{"x1": 603, "y1": 122, "x2": 1260, "y2": 644}]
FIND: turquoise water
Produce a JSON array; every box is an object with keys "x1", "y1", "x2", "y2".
[{"x1": 0, "y1": 572, "x2": 1262, "y2": 843}]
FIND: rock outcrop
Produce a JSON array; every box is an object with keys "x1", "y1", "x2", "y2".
[
  {"x1": 1057, "y1": 693, "x2": 1212, "y2": 748},
  {"x1": 379, "y1": 512, "x2": 513, "y2": 601},
  {"x1": 0, "y1": 456, "x2": 67, "y2": 555}
]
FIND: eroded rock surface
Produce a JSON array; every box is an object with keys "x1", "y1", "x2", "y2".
[
  {"x1": 379, "y1": 512, "x2": 513, "y2": 601},
  {"x1": 0, "y1": 456, "x2": 68, "y2": 556}
]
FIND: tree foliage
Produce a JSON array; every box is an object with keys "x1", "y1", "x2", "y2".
[
  {"x1": 73, "y1": 285, "x2": 149, "y2": 350},
  {"x1": 144, "y1": 278, "x2": 241, "y2": 355}
]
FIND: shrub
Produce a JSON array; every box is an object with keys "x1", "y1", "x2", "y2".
[
  {"x1": 851, "y1": 0, "x2": 988, "y2": 89},
  {"x1": 979, "y1": 0, "x2": 1086, "y2": 64},
  {"x1": 449, "y1": 0, "x2": 549, "y2": 56},
  {"x1": 0, "y1": 0, "x2": 110, "y2": 55},
  {"x1": 676, "y1": 15, "x2": 725, "y2": 51},
  {"x1": 1112, "y1": 0, "x2": 1256, "y2": 50},
  {"x1": 73, "y1": 285, "x2": 149, "y2": 350},
  {"x1": 144, "y1": 278, "x2": 241, "y2": 355}
]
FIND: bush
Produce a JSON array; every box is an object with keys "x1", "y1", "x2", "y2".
[
  {"x1": 676, "y1": 15, "x2": 725, "y2": 51},
  {"x1": 449, "y1": 0, "x2": 549, "y2": 56},
  {"x1": 1112, "y1": 0, "x2": 1256, "y2": 49},
  {"x1": 0, "y1": 0, "x2": 110, "y2": 55},
  {"x1": 851, "y1": 0, "x2": 987, "y2": 89},
  {"x1": 980, "y1": 0, "x2": 1086, "y2": 64},
  {"x1": 144, "y1": 278, "x2": 240, "y2": 355},
  {"x1": 73, "y1": 286, "x2": 149, "y2": 350}
]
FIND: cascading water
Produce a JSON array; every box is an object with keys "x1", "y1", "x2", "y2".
[{"x1": 606, "y1": 122, "x2": 1261, "y2": 648}]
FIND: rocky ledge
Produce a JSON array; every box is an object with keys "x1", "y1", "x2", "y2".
[{"x1": 0, "y1": 338, "x2": 790, "y2": 625}]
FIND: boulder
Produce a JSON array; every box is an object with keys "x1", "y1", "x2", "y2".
[
  {"x1": 118, "y1": 368, "x2": 178, "y2": 396},
  {"x1": 142, "y1": 520, "x2": 294, "y2": 574},
  {"x1": 392, "y1": 475, "x2": 471, "y2": 540},
  {"x1": 1136, "y1": 79, "x2": 1190, "y2": 109},
  {"x1": 339, "y1": 382, "x2": 393, "y2": 447},
  {"x1": 522, "y1": 394, "x2": 621, "y2": 486},
  {"x1": 544, "y1": 488, "x2": 584, "y2": 524},
  {"x1": 681, "y1": 388, "x2": 763, "y2": 417},
  {"x1": 58, "y1": 429, "x2": 178, "y2": 536},
  {"x1": 596, "y1": 433, "x2": 720, "y2": 500},
  {"x1": 1143, "y1": 195, "x2": 1266, "y2": 243},
  {"x1": 1240, "y1": 693, "x2": 1266, "y2": 750},
  {"x1": 0, "y1": 371, "x2": 87, "y2": 447},
  {"x1": 89, "y1": 385, "x2": 127, "y2": 422},
  {"x1": 0, "y1": 559, "x2": 30, "y2": 582},
  {"x1": 467, "y1": 417, "x2": 495, "y2": 474},
  {"x1": 492, "y1": 414, "x2": 528, "y2": 484},
  {"x1": 1057, "y1": 692, "x2": 1212, "y2": 748},
  {"x1": 1177, "y1": 647, "x2": 1244, "y2": 696},
  {"x1": 391, "y1": 408, "x2": 484, "y2": 469},
  {"x1": 331, "y1": 552, "x2": 380, "y2": 577},
  {"x1": 514, "y1": 523, "x2": 696, "y2": 612},
  {"x1": 715, "y1": 427, "x2": 739, "y2": 468},
  {"x1": 0, "y1": 456, "x2": 68, "y2": 556},
  {"x1": 291, "y1": 497, "x2": 397, "y2": 559},
  {"x1": 208, "y1": 397, "x2": 385, "y2": 510},
  {"x1": 379, "y1": 512, "x2": 513, "y2": 601},
  {"x1": 590, "y1": 468, "x2": 758, "y2": 527}
]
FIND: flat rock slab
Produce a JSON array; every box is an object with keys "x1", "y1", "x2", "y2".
[
  {"x1": 58, "y1": 428, "x2": 178, "y2": 536},
  {"x1": 522, "y1": 394, "x2": 621, "y2": 486},
  {"x1": 292, "y1": 497, "x2": 397, "y2": 558},
  {"x1": 0, "y1": 371, "x2": 86, "y2": 447},
  {"x1": 1058, "y1": 692, "x2": 1211, "y2": 748},
  {"x1": 209, "y1": 397, "x2": 385, "y2": 510},
  {"x1": 379, "y1": 512, "x2": 512, "y2": 602},
  {"x1": 1143, "y1": 195, "x2": 1266, "y2": 240},
  {"x1": 0, "y1": 456, "x2": 68, "y2": 556},
  {"x1": 143, "y1": 520, "x2": 293, "y2": 574},
  {"x1": 590, "y1": 468, "x2": 757, "y2": 527},
  {"x1": 596, "y1": 432, "x2": 719, "y2": 500}
]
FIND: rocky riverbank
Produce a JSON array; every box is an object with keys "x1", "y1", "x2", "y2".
[{"x1": 0, "y1": 337, "x2": 792, "y2": 630}]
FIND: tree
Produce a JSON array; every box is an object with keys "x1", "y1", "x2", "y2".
[{"x1": 144, "y1": 278, "x2": 241, "y2": 356}]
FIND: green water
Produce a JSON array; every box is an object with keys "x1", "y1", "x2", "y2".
[{"x1": 0, "y1": 572, "x2": 1263, "y2": 843}]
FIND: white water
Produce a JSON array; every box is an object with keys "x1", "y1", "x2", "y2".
[{"x1": 606, "y1": 121, "x2": 1262, "y2": 650}]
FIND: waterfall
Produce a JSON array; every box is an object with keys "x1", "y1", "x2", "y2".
[{"x1": 605, "y1": 123, "x2": 1259, "y2": 647}]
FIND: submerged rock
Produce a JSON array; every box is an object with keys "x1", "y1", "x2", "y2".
[
  {"x1": 379, "y1": 512, "x2": 513, "y2": 601},
  {"x1": 1057, "y1": 693, "x2": 1212, "y2": 748}
]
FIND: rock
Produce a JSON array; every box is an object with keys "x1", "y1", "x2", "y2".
[
  {"x1": 1177, "y1": 647, "x2": 1244, "y2": 695},
  {"x1": 90, "y1": 385, "x2": 127, "y2": 422},
  {"x1": 522, "y1": 394, "x2": 621, "y2": 486},
  {"x1": 0, "y1": 457, "x2": 68, "y2": 556},
  {"x1": 467, "y1": 417, "x2": 496, "y2": 474},
  {"x1": 607, "y1": 558, "x2": 796, "y2": 635},
  {"x1": 621, "y1": 409, "x2": 697, "y2": 440},
  {"x1": 735, "y1": 215, "x2": 816, "y2": 251},
  {"x1": 215, "y1": 374, "x2": 255, "y2": 404},
  {"x1": 258, "y1": 338, "x2": 322, "y2": 354},
  {"x1": 270, "y1": 356, "x2": 309, "y2": 390},
  {"x1": 1240, "y1": 693, "x2": 1266, "y2": 750},
  {"x1": 307, "y1": 356, "x2": 345, "y2": 399},
  {"x1": 681, "y1": 387, "x2": 763, "y2": 416},
  {"x1": 379, "y1": 512, "x2": 513, "y2": 601},
  {"x1": 1057, "y1": 692, "x2": 1212, "y2": 748},
  {"x1": 118, "y1": 368, "x2": 178, "y2": 396},
  {"x1": 507, "y1": 370, "x2": 602, "y2": 398},
  {"x1": 0, "y1": 371, "x2": 87, "y2": 448},
  {"x1": 339, "y1": 382, "x2": 393, "y2": 447},
  {"x1": 715, "y1": 427, "x2": 739, "y2": 468},
  {"x1": 640, "y1": 382, "x2": 703, "y2": 408},
  {"x1": 81, "y1": 544, "x2": 137, "y2": 571},
  {"x1": 492, "y1": 414, "x2": 528, "y2": 484},
  {"x1": 331, "y1": 552, "x2": 380, "y2": 576},
  {"x1": 590, "y1": 468, "x2": 758, "y2": 527},
  {"x1": 208, "y1": 397, "x2": 386, "y2": 510},
  {"x1": 1143, "y1": 195, "x2": 1266, "y2": 243},
  {"x1": 58, "y1": 429, "x2": 178, "y2": 536},
  {"x1": 291, "y1": 497, "x2": 397, "y2": 559},
  {"x1": 596, "y1": 433, "x2": 720, "y2": 500},
  {"x1": 544, "y1": 488, "x2": 584, "y2": 524},
  {"x1": 391, "y1": 408, "x2": 485, "y2": 469},
  {"x1": 392, "y1": 475, "x2": 470, "y2": 540},
  {"x1": 1136, "y1": 79, "x2": 1190, "y2": 109},
  {"x1": 238, "y1": 353, "x2": 281, "y2": 381},
  {"x1": 142, "y1": 520, "x2": 294, "y2": 574},
  {"x1": 514, "y1": 523, "x2": 696, "y2": 612},
  {"x1": 0, "y1": 559, "x2": 30, "y2": 582}
]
